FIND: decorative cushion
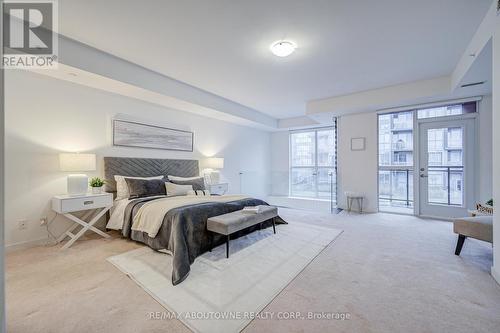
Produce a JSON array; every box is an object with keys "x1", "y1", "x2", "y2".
[
  {"x1": 114, "y1": 175, "x2": 164, "y2": 200},
  {"x1": 168, "y1": 175, "x2": 206, "y2": 191},
  {"x1": 125, "y1": 178, "x2": 166, "y2": 199},
  {"x1": 187, "y1": 189, "x2": 211, "y2": 196},
  {"x1": 165, "y1": 182, "x2": 193, "y2": 197}
]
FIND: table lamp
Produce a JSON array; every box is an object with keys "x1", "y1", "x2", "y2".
[
  {"x1": 203, "y1": 157, "x2": 224, "y2": 185},
  {"x1": 59, "y1": 153, "x2": 96, "y2": 196}
]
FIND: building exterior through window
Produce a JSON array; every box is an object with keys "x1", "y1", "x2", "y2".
[
  {"x1": 378, "y1": 111, "x2": 414, "y2": 213},
  {"x1": 289, "y1": 125, "x2": 337, "y2": 203}
]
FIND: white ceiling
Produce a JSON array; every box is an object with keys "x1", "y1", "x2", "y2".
[{"x1": 59, "y1": 0, "x2": 492, "y2": 119}]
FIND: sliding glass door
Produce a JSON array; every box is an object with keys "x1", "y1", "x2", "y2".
[{"x1": 290, "y1": 126, "x2": 336, "y2": 202}]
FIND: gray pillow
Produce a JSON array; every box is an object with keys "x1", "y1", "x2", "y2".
[
  {"x1": 169, "y1": 176, "x2": 205, "y2": 191},
  {"x1": 125, "y1": 178, "x2": 166, "y2": 199}
]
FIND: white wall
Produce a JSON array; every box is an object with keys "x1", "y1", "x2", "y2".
[
  {"x1": 0, "y1": 27, "x2": 5, "y2": 333},
  {"x1": 337, "y1": 112, "x2": 378, "y2": 213},
  {"x1": 492, "y1": 15, "x2": 500, "y2": 284},
  {"x1": 4, "y1": 70, "x2": 271, "y2": 248},
  {"x1": 478, "y1": 95, "x2": 493, "y2": 203},
  {"x1": 270, "y1": 131, "x2": 289, "y2": 196}
]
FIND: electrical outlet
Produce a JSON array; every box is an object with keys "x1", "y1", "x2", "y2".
[
  {"x1": 18, "y1": 220, "x2": 28, "y2": 230},
  {"x1": 40, "y1": 217, "x2": 48, "y2": 226}
]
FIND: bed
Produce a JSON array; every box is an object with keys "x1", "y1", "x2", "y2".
[{"x1": 104, "y1": 157, "x2": 285, "y2": 285}]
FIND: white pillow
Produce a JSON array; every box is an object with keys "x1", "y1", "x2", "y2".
[
  {"x1": 165, "y1": 182, "x2": 193, "y2": 197},
  {"x1": 187, "y1": 190, "x2": 211, "y2": 197},
  {"x1": 114, "y1": 175, "x2": 164, "y2": 200}
]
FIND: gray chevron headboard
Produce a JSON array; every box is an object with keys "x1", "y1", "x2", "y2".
[{"x1": 103, "y1": 157, "x2": 199, "y2": 193}]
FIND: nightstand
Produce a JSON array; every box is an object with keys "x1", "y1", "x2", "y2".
[
  {"x1": 52, "y1": 193, "x2": 113, "y2": 249},
  {"x1": 208, "y1": 183, "x2": 228, "y2": 195}
]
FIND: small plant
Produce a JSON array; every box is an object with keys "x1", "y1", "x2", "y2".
[
  {"x1": 486, "y1": 199, "x2": 493, "y2": 207},
  {"x1": 89, "y1": 177, "x2": 106, "y2": 188}
]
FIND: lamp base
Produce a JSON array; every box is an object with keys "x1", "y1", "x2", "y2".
[
  {"x1": 202, "y1": 169, "x2": 221, "y2": 185},
  {"x1": 67, "y1": 174, "x2": 89, "y2": 196},
  {"x1": 209, "y1": 170, "x2": 220, "y2": 184}
]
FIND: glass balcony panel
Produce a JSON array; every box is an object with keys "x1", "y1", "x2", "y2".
[
  {"x1": 290, "y1": 168, "x2": 316, "y2": 198},
  {"x1": 317, "y1": 168, "x2": 335, "y2": 200}
]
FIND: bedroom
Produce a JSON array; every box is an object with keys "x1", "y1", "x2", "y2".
[{"x1": 1, "y1": 1, "x2": 500, "y2": 332}]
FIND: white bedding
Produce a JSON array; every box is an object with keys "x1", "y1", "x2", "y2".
[{"x1": 107, "y1": 198, "x2": 133, "y2": 230}]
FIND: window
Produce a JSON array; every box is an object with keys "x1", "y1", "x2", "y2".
[
  {"x1": 447, "y1": 151, "x2": 462, "y2": 165},
  {"x1": 378, "y1": 111, "x2": 414, "y2": 213},
  {"x1": 417, "y1": 102, "x2": 476, "y2": 119},
  {"x1": 427, "y1": 126, "x2": 464, "y2": 206},
  {"x1": 290, "y1": 125, "x2": 336, "y2": 201},
  {"x1": 393, "y1": 151, "x2": 412, "y2": 165},
  {"x1": 428, "y1": 152, "x2": 442, "y2": 165},
  {"x1": 427, "y1": 129, "x2": 444, "y2": 151},
  {"x1": 445, "y1": 128, "x2": 462, "y2": 149}
]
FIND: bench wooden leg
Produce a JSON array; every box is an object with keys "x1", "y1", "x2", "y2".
[
  {"x1": 455, "y1": 234, "x2": 466, "y2": 256},
  {"x1": 226, "y1": 234, "x2": 230, "y2": 258},
  {"x1": 272, "y1": 218, "x2": 276, "y2": 234}
]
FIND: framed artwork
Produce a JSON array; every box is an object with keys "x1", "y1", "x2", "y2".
[
  {"x1": 113, "y1": 119, "x2": 194, "y2": 152},
  {"x1": 351, "y1": 137, "x2": 366, "y2": 151}
]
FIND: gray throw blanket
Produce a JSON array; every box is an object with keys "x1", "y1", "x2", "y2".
[{"x1": 122, "y1": 197, "x2": 286, "y2": 285}]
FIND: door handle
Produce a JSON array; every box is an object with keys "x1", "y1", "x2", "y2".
[{"x1": 420, "y1": 174, "x2": 428, "y2": 178}]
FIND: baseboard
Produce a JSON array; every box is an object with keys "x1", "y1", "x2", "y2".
[
  {"x1": 5, "y1": 237, "x2": 55, "y2": 253},
  {"x1": 417, "y1": 214, "x2": 453, "y2": 222},
  {"x1": 492, "y1": 266, "x2": 500, "y2": 286}
]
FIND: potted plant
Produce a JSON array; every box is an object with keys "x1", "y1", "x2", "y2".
[{"x1": 89, "y1": 177, "x2": 106, "y2": 194}]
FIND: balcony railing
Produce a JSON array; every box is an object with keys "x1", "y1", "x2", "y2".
[
  {"x1": 392, "y1": 143, "x2": 413, "y2": 151},
  {"x1": 378, "y1": 168, "x2": 413, "y2": 208},
  {"x1": 427, "y1": 166, "x2": 463, "y2": 206}
]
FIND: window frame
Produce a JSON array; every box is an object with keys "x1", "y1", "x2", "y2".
[{"x1": 289, "y1": 122, "x2": 337, "y2": 201}]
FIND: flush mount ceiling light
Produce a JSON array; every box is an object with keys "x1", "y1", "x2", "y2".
[{"x1": 270, "y1": 40, "x2": 297, "y2": 57}]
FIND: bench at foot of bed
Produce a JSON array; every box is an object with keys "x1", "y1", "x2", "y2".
[{"x1": 207, "y1": 205, "x2": 278, "y2": 258}]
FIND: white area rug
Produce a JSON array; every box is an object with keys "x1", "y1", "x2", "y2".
[{"x1": 107, "y1": 222, "x2": 342, "y2": 333}]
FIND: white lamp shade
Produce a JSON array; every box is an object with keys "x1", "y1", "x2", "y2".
[
  {"x1": 205, "y1": 157, "x2": 224, "y2": 169},
  {"x1": 59, "y1": 153, "x2": 96, "y2": 172}
]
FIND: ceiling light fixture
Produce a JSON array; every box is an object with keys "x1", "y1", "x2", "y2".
[{"x1": 270, "y1": 40, "x2": 297, "y2": 57}]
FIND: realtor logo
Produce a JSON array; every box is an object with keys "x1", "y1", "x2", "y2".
[{"x1": 2, "y1": 0, "x2": 58, "y2": 68}]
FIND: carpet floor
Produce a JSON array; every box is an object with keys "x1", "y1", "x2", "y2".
[{"x1": 6, "y1": 209, "x2": 500, "y2": 333}]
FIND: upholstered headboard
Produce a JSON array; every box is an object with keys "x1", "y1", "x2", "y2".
[{"x1": 103, "y1": 157, "x2": 199, "y2": 193}]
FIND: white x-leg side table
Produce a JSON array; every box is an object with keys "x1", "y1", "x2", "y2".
[{"x1": 52, "y1": 193, "x2": 113, "y2": 249}]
